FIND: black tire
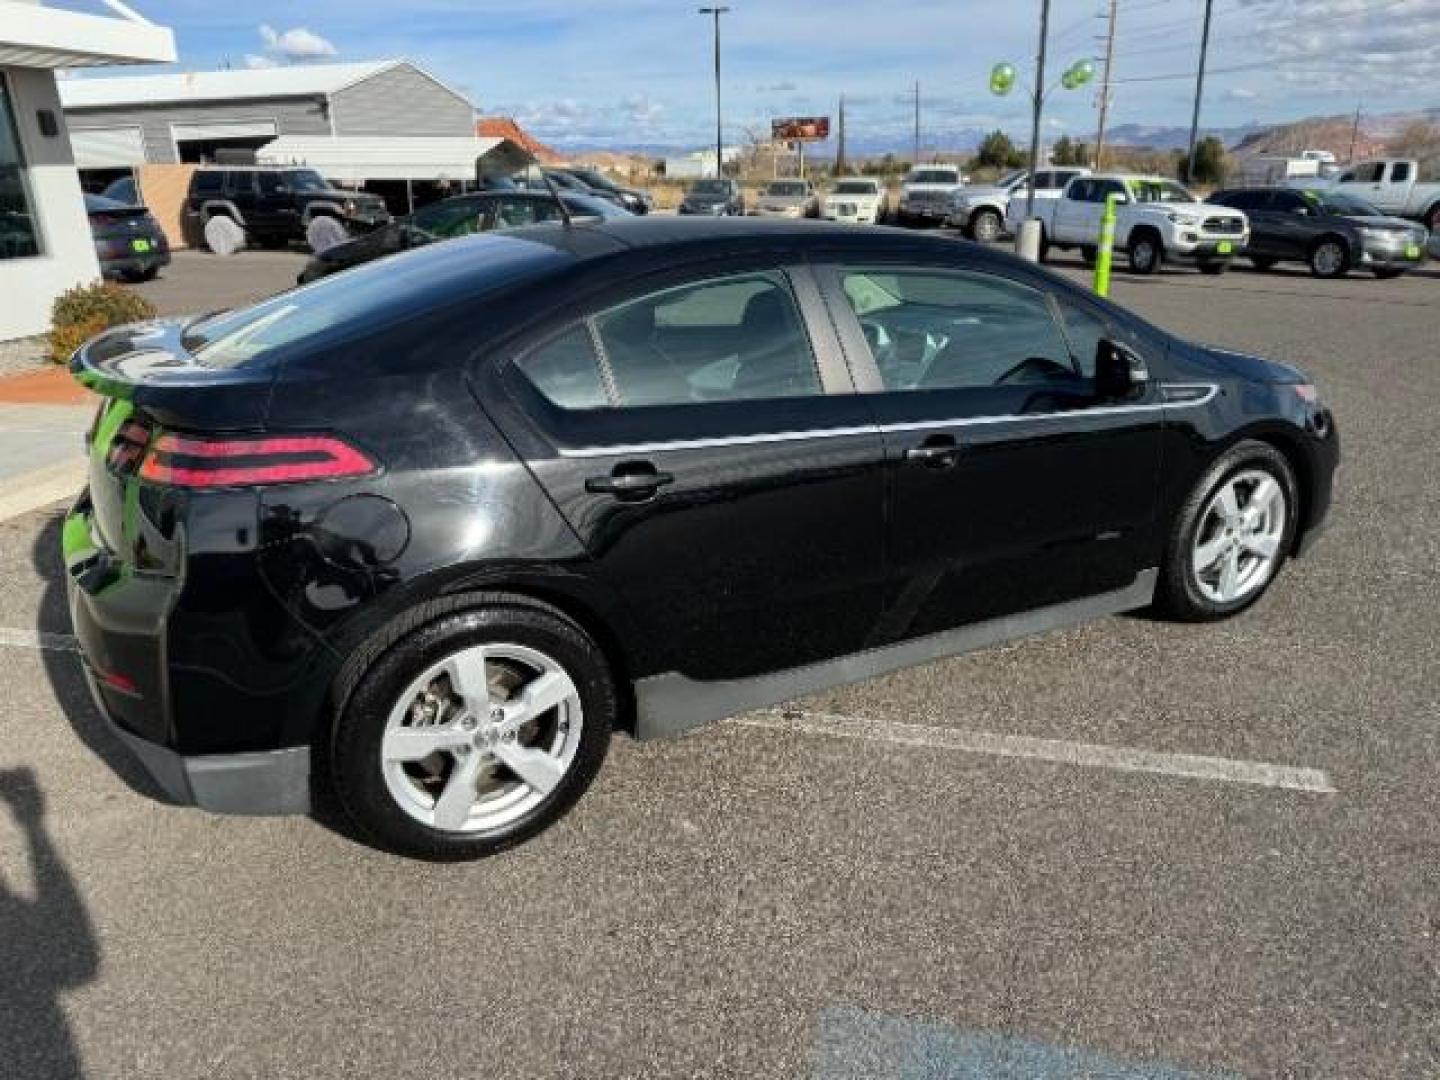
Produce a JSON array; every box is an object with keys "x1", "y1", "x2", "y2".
[
  {"x1": 1154, "y1": 440, "x2": 1299, "y2": 623},
  {"x1": 1250, "y1": 256, "x2": 1278, "y2": 271},
  {"x1": 1128, "y1": 232, "x2": 1163, "y2": 275},
  {"x1": 1036, "y1": 226, "x2": 1051, "y2": 263},
  {"x1": 1080, "y1": 245, "x2": 1097, "y2": 266},
  {"x1": 1308, "y1": 236, "x2": 1350, "y2": 279},
  {"x1": 1198, "y1": 260, "x2": 1229, "y2": 275},
  {"x1": 969, "y1": 207, "x2": 1004, "y2": 244},
  {"x1": 331, "y1": 599, "x2": 616, "y2": 861}
]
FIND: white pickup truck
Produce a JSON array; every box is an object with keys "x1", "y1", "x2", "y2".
[
  {"x1": 1024, "y1": 173, "x2": 1250, "y2": 275},
  {"x1": 896, "y1": 165, "x2": 968, "y2": 226},
  {"x1": 1312, "y1": 159, "x2": 1440, "y2": 231},
  {"x1": 948, "y1": 167, "x2": 1091, "y2": 242}
]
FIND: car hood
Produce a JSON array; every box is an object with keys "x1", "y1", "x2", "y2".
[
  {"x1": 827, "y1": 191, "x2": 882, "y2": 202},
  {"x1": 955, "y1": 185, "x2": 1010, "y2": 200},
  {"x1": 1190, "y1": 343, "x2": 1308, "y2": 385},
  {"x1": 1345, "y1": 214, "x2": 1422, "y2": 232}
]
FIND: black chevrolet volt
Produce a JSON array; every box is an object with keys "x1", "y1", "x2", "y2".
[{"x1": 64, "y1": 218, "x2": 1338, "y2": 860}]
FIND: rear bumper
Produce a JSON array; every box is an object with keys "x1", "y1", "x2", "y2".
[
  {"x1": 98, "y1": 249, "x2": 171, "y2": 278},
  {"x1": 80, "y1": 662, "x2": 310, "y2": 815}
]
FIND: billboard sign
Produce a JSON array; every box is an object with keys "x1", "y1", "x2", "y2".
[{"x1": 772, "y1": 116, "x2": 831, "y2": 143}]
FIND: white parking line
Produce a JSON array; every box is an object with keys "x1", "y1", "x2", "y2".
[
  {"x1": 734, "y1": 709, "x2": 1336, "y2": 795},
  {"x1": 0, "y1": 628, "x2": 78, "y2": 652}
]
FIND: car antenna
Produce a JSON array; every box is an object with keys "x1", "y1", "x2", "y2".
[{"x1": 536, "y1": 165, "x2": 575, "y2": 228}]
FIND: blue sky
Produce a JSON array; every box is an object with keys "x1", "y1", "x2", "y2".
[{"x1": 61, "y1": 0, "x2": 1440, "y2": 151}]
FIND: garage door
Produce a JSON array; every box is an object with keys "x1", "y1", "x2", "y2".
[
  {"x1": 70, "y1": 126, "x2": 146, "y2": 168},
  {"x1": 171, "y1": 119, "x2": 278, "y2": 142}
]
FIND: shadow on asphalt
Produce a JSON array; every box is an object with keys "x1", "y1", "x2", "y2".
[
  {"x1": 30, "y1": 514, "x2": 171, "y2": 804},
  {"x1": 0, "y1": 766, "x2": 99, "y2": 1080}
]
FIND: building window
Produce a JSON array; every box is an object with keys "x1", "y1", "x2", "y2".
[{"x1": 0, "y1": 75, "x2": 42, "y2": 260}]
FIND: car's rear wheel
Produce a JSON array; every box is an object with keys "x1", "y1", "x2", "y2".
[
  {"x1": 332, "y1": 601, "x2": 615, "y2": 861},
  {"x1": 1308, "y1": 237, "x2": 1350, "y2": 279},
  {"x1": 969, "y1": 208, "x2": 1003, "y2": 243},
  {"x1": 1156, "y1": 440, "x2": 1298, "y2": 622},
  {"x1": 1128, "y1": 232, "x2": 1163, "y2": 275}
]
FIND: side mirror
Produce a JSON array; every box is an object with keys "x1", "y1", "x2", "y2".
[{"x1": 1094, "y1": 339, "x2": 1149, "y2": 401}]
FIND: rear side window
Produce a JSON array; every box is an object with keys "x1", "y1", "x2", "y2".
[
  {"x1": 257, "y1": 172, "x2": 286, "y2": 195},
  {"x1": 1342, "y1": 163, "x2": 1383, "y2": 184},
  {"x1": 514, "y1": 327, "x2": 609, "y2": 410},
  {"x1": 1391, "y1": 161, "x2": 1412, "y2": 183},
  {"x1": 594, "y1": 273, "x2": 821, "y2": 408},
  {"x1": 193, "y1": 172, "x2": 223, "y2": 196},
  {"x1": 839, "y1": 269, "x2": 1077, "y2": 391},
  {"x1": 1067, "y1": 179, "x2": 1093, "y2": 202}
]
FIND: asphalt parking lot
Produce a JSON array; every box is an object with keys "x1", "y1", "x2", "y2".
[{"x1": 2, "y1": 244, "x2": 1438, "y2": 1078}]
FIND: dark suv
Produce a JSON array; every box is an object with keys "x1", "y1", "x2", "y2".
[{"x1": 183, "y1": 166, "x2": 390, "y2": 250}]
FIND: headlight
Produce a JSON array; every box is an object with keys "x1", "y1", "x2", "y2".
[{"x1": 1167, "y1": 212, "x2": 1199, "y2": 226}]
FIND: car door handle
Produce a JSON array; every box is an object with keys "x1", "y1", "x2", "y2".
[
  {"x1": 585, "y1": 464, "x2": 675, "y2": 499},
  {"x1": 904, "y1": 435, "x2": 961, "y2": 468}
]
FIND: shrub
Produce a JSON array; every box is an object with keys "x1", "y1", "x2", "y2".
[{"x1": 48, "y1": 280, "x2": 156, "y2": 364}]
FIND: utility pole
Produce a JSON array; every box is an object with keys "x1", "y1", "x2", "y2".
[
  {"x1": 1024, "y1": 0, "x2": 1051, "y2": 217},
  {"x1": 1347, "y1": 103, "x2": 1362, "y2": 163},
  {"x1": 1185, "y1": 0, "x2": 1215, "y2": 183},
  {"x1": 835, "y1": 94, "x2": 848, "y2": 176},
  {"x1": 1094, "y1": 0, "x2": 1118, "y2": 171},
  {"x1": 913, "y1": 81, "x2": 921, "y2": 166},
  {"x1": 699, "y1": 7, "x2": 730, "y2": 178}
]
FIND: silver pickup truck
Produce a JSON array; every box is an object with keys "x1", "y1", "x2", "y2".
[{"x1": 1316, "y1": 159, "x2": 1440, "y2": 231}]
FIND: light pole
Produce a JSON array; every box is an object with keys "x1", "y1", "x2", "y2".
[
  {"x1": 1184, "y1": 0, "x2": 1215, "y2": 183},
  {"x1": 989, "y1": 5, "x2": 1094, "y2": 260},
  {"x1": 699, "y1": 7, "x2": 730, "y2": 178}
]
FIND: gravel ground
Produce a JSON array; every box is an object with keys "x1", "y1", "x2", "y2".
[{"x1": 0, "y1": 336, "x2": 49, "y2": 379}]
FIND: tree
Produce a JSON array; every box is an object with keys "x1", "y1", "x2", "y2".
[
  {"x1": 1052, "y1": 138, "x2": 1091, "y2": 166},
  {"x1": 974, "y1": 129, "x2": 1017, "y2": 170},
  {"x1": 1181, "y1": 136, "x2": 1228, "y2": 186},
  {"x1": 1388, "y1": 120, "x2": 1440, "y2": 174}
]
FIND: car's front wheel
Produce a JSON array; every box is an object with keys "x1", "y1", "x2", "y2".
[
  {"x1": 1128, "y1": 232, "x2": 1163, "y2": 275},
  {"x1": 332, "y1": 599, "x2": 615, "y2": 860},
  {"x1": 969, "y1": 208, "x2": 1003, "y2": 243},
  {"x1": 1156, "y1": 440, "x2": 1298, "y2": 622}
]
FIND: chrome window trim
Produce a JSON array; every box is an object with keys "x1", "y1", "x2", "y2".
[{"x1": 555, "y1": 383, "x2": 1217, "y2": 458}]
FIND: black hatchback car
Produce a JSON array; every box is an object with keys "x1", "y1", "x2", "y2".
[
  {"x1": 1209, "y1": 187, "x2": 1429, "y2": 279},
  {"x1": 65, "y1": 218, "x2": 1338, "y2": 860}
]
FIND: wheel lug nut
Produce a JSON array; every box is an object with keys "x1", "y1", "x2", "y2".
[{"x1": 490, "y1": 707, "x2": 505, "y2": 722}]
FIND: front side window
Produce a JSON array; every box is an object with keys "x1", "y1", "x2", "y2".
[
  {"x1": 1067, "y1": 179, "x2": 1094, "y2": 202},
  {"x1": 284, "y1": 170, "x2": 329, "y2": 192},
  {"x1": 1341, "y1": 163, "x2": 1383, "y2": 184},
  {"x1": 1390, "y1": 161, "x2": 1412, "y2": 183},
  {"x1": 225, "y1": 170, "x2": 256, "y2": 195},
  {"x1": 0, "y1": 75, "x2": 41, "y2": 259},
  {"x1": 839, "y1": 269, "x2": 1078, "y2": 392},
  {"x1": 193, "y1": 171, "x2": 224, "y2": 196},
  {"x1": 1053, "y1": 295, "x2": 1113, "y2": 379},
  {"x1": 257, "y1": 171, "x2": 287, "y2": 195},
  {"x1": 594, "y1": 272, "x2": 821, "y2": 407},
  {"x1": 411, "y1": 198, "x2": 485, "y2": 238}
]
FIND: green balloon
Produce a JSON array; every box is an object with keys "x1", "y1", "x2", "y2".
[
  {"x1": 1067, "y1": 59, "x2": 1096, "y2": 87},
  {"x1": 989, "y1": 62, "x2": 1017, "y2": 96},
  {"x1": 1061, "y1": 69, "x2": 1079, "y2": 90}
]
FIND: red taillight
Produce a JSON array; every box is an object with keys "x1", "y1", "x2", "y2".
[
  {"x1": 139, "y1": 433, "x2": 377, "y2": 489},
  {"x1": 98, "y1": 669, "x2": 139, "y2": 696}
]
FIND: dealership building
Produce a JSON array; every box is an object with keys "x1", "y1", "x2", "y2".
[{"x1": 1, "y1": 0, "x2": 175, "y2": 339}]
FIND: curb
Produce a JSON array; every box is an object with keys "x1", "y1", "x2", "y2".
[{"x1": 0, "y1": 458, "x2": 86, "y2": 523}]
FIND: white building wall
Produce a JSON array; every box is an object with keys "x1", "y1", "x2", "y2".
[{"x1": 1, "y1": 65, "x2": 100, "y2": 341}]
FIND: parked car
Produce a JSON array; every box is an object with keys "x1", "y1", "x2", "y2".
[
  {"x1": 182, "y1": 166, "x2": 391, "y2": 252},
  {"x1": 1314, "y1": 159, "x2": 1440, "y2": 231},
  {"x1": 754, "y1": 179, "x2": 819, "y2": 219},
  {"x1": 531, "y1": 168, "x2": 630, "y2": 211},
  {"x1": 1029, "y1": 174, "x2": 1249, "y2": 274},
  {"x1": 897, "y1": 165, "x2": 967, "y2": 226},
  {"x1": 549, "y1": 166, "x2": 652, "y2": 215},
  {"x1": 1209, "y1": 187, "x2": 1428, "y2": 279},
  {"x1": 297, "y1": 190, "x2": 629, "y2": 283},
  {"x1": 821, "y1": 178, "x2": 888, "y2": 224},
  {"x1": 99, "y1": 175, "x2": 139, "y2": 204},
  {"x1": 678, "y1": 178, "x2": 745, "y2": 216},
  {"x1": 85, "y1": 193, "x2": 170, "y2": 282},
  {"x1": 955, "y1": 167, "x2": 1091, "y2": 242},
  {"x1": 65, "y1": 217, "x2": 1338, "y2": 860}
]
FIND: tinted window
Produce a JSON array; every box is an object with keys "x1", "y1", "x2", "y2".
[
  {"x1": 514, "y1": 327, "x2": 609, "y2": 410},
  {"x1": 285, "y1": 170, "x2": 329, "y2": 192},
  {"x1": 910, "y1": 170, "x2": 959, "y2": 184},
  {"x1": 834, "y1": 180, "x2": 879, "y2": 195},
  {"x1": 224, "y1": 171, "x2": 255, "y2": 195},
  {"x1": 257, "y1": 171, "x2": 287, "y2": 195},
  {"x1": 0, "y1": 75, "x2": 41, "y2": 260},
  {"x1": 411, "y1": 198, "x2": 486, "y2": 237},
  {"x1": 1219, "y1": 190, "x2": 1270, "y2": 211},
  {"x1": 193, "y1": 171, "x2": 224, "y2": 196},
  {"x1": 1098, "y1": 179, "x2": 1130, "y2": 202},
  {"x1": 839, "y1": 269, "x2": 1076, "y2": 392},
  {"x1": 491, "y1": 197, "x2": 558, "y2": 229},
  {"x1": 1067, "y1": 179, "x2": 1094, "y2": 202},
  {"x1": 1342, "y1": 163, "x2": 1383, "y2": 184},
  {"x1": 595, "y1": 273, "x2": 820, "y2": 407},
  {"x1": 1391, "y1": 161, "x2": 1412, "y2": 183},
  {"x1": 101, "y1": 176, "x2": 137, "y2": 204},
  {"x1": 1270, "y1": 190, "x2": 1307, "y2": 213}
]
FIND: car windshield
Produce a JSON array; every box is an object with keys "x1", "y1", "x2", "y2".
[
  {"x1": 909, "y1": 170, "x2": 958, "y2": 184},
  {"x1": 284, "y1": 170, "x2": 329, "y2": 192},
  {"x1": 100, "y1": 177, "x2": 137, "y2": 204},
  {"x1": 691, "y1": 180, "x2": 728, "y2": 195},
  {"x1": 1302, "y1": 190, "x2": 1383, "y2": 217},
  {"x1": 1129, "y1": 179, "x2": 1195, "y2": 204},
  {"x1": 765, "y1": 182, "x2": 808, "y2": 196},
  {"x1": 84, "y1": 194, "x2": 131, "y2": 212},
  {"x1": 564, "y1": 194, "x2": 632, "y2": 219},
  {"x1": 833, "y1": 181, "x2": 877, "y2": 195}
]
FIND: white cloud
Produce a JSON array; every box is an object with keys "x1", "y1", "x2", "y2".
[
  {"x1": 256, "y1": 23, "x2": 338, "y2": 64},
  {"x1": 244, "y1": 54, "x2": 278, "y2": 70},
  {"x1": 621, "y1": 94, "x2": 664, "y2": 127}
]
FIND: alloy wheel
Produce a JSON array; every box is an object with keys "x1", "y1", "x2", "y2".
[
  {"x1": 973, "y1": 210, "x2": 1002, "y2": 243},
  {"x1": 380, "y1": 643, "x2": 583, "y2": 833},
  {"x1": 1191, "y1": 469, "x2": 1288, "y2": 604},
  {"x1": 1312, "y1": 241, "x2": 1346, "y2": 278},
  {"x1": 1132, "y1": 239, "x2": 1158, "y2": 273}
]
